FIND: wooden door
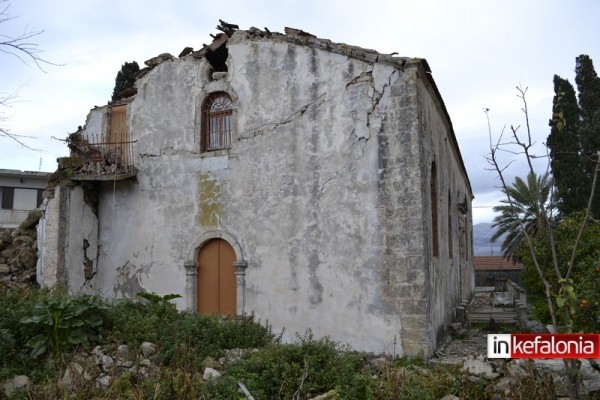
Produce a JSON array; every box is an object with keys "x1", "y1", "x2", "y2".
[
  {"x1": 108, "y1": 105, "x2": 128, "y2": 166},
  {"x1": 197, "y1": 239, "x2": 236, "y2": 317}
]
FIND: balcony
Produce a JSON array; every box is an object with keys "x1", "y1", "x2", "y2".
[
  {"x1": 0, "y1": 209, "x2": 30, "y2": 228},
  {"x1": 61, "y1": 138, "x2": 137, "y2": 181}
]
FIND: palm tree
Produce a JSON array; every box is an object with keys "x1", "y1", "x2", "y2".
[{"x1": 491, "y1": 172, "x2": 553, "y2": 261}]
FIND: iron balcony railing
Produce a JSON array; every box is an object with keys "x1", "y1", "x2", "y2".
[
  {"x1": 86, "y1": 140, "x2": 137, "y2": 175},
  {"x1": 67, "y1": 137, "x2": 137, "y2": 177}
]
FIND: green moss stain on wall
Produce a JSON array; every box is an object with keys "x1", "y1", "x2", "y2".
[{"x1": 197, "y1": 173, "x2": 222, "y2": 228}]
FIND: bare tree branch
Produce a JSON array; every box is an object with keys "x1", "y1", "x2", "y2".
[
  {"x1": 0, "y1": 90, "x2": 40, "y2": 150},
  {"x1": 485, "y1": 105, "x2": 559, "y2": 329},
  {"x1": 0, "y1": 2, "x2": 59, "y2": 71},
  {"x1": 486, "y1": 87, "x2": 599, "y2": 399},
  {"x1": 0, "y1": 1, "x2": 60, "y2": 149}
]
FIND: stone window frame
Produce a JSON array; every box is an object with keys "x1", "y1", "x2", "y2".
[{"x1": 195, "y1": 76, "x2": 238, "y2": 155}]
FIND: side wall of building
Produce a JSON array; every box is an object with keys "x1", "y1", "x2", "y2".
[{"x1": 416, "y1": 71, "x2": 474, "y2": 350}]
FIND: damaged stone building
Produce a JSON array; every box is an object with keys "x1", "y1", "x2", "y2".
[{"x1": 38, "y1": 23, "x2": 474, "y2": 356}]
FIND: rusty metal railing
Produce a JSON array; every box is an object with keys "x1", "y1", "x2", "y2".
[
  {"x1": 68, "y1": 137, "x2": 137, "y2": 176},
  {"x1": 86, "y1": 140, "x2": 136, "y2": 174}
]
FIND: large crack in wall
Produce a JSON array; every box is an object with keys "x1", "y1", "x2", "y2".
[{"x1": 237, "y1": 92, "x2": 329, "y2": 141}]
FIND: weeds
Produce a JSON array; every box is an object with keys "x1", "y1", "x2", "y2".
[
  {"x1": 0, "y1": 288, "x2": 584, "y2": 399},
  {"x1": 20, "y1": 294, "x2": 107, "y2": 358},
  {"x1": 207, "y1": 331, "x2": 373, "y2": 399}
]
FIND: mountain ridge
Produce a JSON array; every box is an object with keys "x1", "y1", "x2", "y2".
[{"x1": 472, "y1": 222, "x2": 505, "y2": 256}]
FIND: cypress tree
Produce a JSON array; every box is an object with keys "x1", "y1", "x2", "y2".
[
  {"x1": 575, "y1": 55, "x2": 600, "y2": 184},
  {"x1": 547, "y1": 55, "x2": 600, "y2": 217},
  {"x1": 111, "y1": 61, "x2": 140, "y2": 102},
  {"x1": 575, "y1": 55, "x2": 600, "y2": 125},
  {"x1": 547, "y1": 76, "x2": 586, "y2": 215}
]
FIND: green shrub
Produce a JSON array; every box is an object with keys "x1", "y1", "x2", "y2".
[
  {"x1": 0, "y1": 288, "x2": 51, "y2": 378},
  {"x1": 103, "y1": 294, "x2": 180, "y2": 346},
  {"x1": 373, "y1": 361, "x2": 460, "y2": 400},
  {"x1": 104, "y1": 293, "x2": 273, "y2": 370},
  {"x1": 207, "y1": 331, "x2": 373, "y2": 399},
  {"x1": 20, "y1": 294, "x2": 108, "y2": 358}
]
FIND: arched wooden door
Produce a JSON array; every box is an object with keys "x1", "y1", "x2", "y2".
[{"x1": 197, "y1": 239, "x2": 236, "y2": 317}]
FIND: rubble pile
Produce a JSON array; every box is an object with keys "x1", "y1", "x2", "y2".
[
  {"x1": 0, "y1": 209, "x2": 42, "y2": 290},
  {"x1": 61, "y1": 131, "x2": 130, "y2": 177}
]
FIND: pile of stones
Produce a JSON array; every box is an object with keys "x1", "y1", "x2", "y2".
[
  {"x1": 433, "y1": 327, "x2": 600, "y2": 398},
  {"x1": 1, "y1": 342, "x2": 253, "y2": 397},
  {"x1": 0, "y1": 209, "x2": 42, "y2": 290}
]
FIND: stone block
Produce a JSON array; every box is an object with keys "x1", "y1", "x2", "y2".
[
  {"x1": 398, "y1": 299, "x2": 428, "y2": 316},
  {"x1": 140, "y1": 342, "x2": 157, "y2": 357},
  {"x1": 3, "y1": 375, "x2": 31, "y2": 397},
  {"x1": 401, "y1": 340, "x2": 429, "y2": 358},
  {"x1": 401, "y1": 327, "x2": 429, "y2": 345},
  {"x1": 203, "y1": 367, "x2": 221, "y2": 381},
  {"x1": 462, "y1": 356, "x2": 499, "y2": 380}
]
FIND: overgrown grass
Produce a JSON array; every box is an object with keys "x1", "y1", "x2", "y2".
[
  {"x1": 103, "y1": 295, "x2": 274, "y2": 370},
  {"x1": 207, "y1": 332, "x2": 373, "y2": 399},
  {"x1": 0, "y1": 287, "x2": 577, "y2": 399},
  {"x1": 0, "y1": 288, "x2": 54, "y2": 380}
]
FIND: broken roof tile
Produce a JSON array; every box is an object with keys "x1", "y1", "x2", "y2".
[
  {"x1": 284, "y1": 27, "x2": 316, "y2": 38},
  {"x1": 179, "y1": 47, "x2": 194, "y2": 57}
]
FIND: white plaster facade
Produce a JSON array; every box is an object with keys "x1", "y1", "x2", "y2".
[{"x1": 38, "y1": 26, "x2": 474, "y2": 356}]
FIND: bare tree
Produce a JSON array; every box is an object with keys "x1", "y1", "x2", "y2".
[
  {"x1": 486, "y1": 85, "x2": 600, "y2": 399},
  {"x1": 1, "y1": 1, "x2": 57, "y2": 149},
  {"x1": 0, "y1": 91, "x2": 39, "y2": 149}
]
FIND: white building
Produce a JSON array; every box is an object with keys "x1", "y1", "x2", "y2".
[
  {"x1": 38, "y1": 24, "x2": 474, "y2": 357},
  {"x1": 0, "y1": 169, "x2": 49, "y2": 228}
]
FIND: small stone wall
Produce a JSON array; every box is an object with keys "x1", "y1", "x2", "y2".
[{"x1": 506, "y1": 279, "x2": 527, "y2": 306}]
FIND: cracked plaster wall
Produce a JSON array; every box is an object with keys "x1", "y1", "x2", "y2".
[
  {"x1": 38, "y1": 185, "x2": 99, "y2": 293},
  {"x1": 52, "y1": 32, "x2": 473, "y2": 356}
]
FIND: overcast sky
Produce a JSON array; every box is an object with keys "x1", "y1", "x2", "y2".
[{"x1": 1, "y1": 0, "x2": 599, "y2": 224}]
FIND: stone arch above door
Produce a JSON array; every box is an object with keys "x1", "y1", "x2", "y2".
[
  {"x1": 184, "y1": 230, "x2": 247, "y2": 314},
  {"x1": 187, "y1": 230, "x2": 245, "y2": 263}
]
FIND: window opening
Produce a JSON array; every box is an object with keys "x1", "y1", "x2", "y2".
[
  {"x1": 430, "y1": 162, "x2": 439, "y2": 257},
  {"x1": 205, "y1": 45, "x2": 228, "y2": 72},
  {"x1": 203, "y1": 92, "x2": 232, "y2": 151},
  {"x1": 448, "y1": 190, "x2": 453, "y2": 258},
  {"x1": 1, "y1": 187, "x2": 14, "y2": 209}
]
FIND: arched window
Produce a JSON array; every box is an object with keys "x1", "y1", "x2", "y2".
[
  {"x1": 202, "y1": 92, "x2": 232, "y2": 151},
  {"x1": 430, "y1": 162, "x2": 439, "y2": 257}
]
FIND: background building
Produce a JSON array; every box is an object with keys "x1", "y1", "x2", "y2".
[{"x1": 0, "y1": 169, "x2": 49, "y2": 229}]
